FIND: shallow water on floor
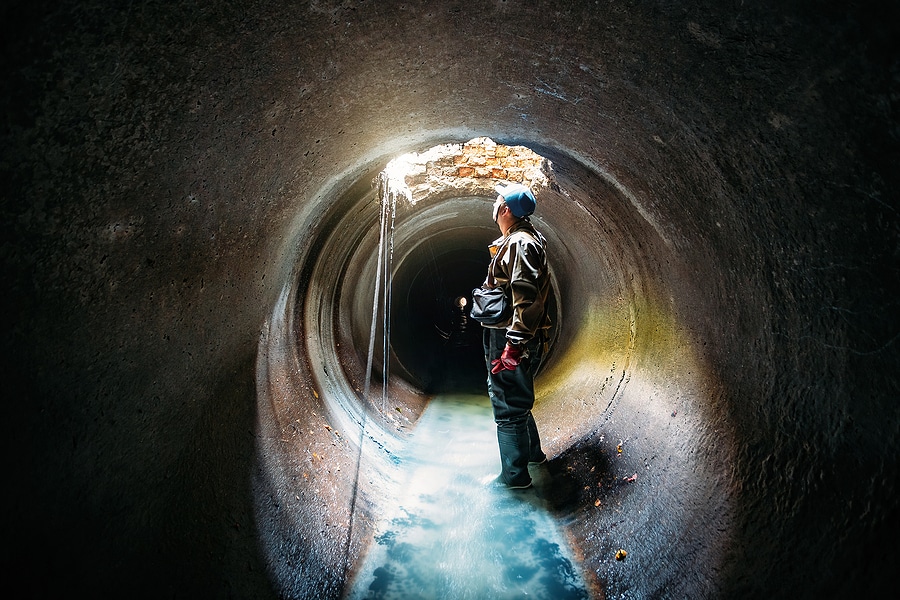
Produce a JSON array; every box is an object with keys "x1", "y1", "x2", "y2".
[{"x1": 348, "y1": 394, "x2": 589, "y2": 600}]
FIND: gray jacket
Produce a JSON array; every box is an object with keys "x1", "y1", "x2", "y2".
[{"x1": 485, "y1": 219, "x2": 552, "y2": 346}]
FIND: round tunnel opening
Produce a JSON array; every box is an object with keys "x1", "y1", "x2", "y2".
[{"x1": 265, "y1": 135, "x2": 736, "y2": 599}]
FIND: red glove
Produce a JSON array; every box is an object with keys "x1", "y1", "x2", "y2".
[{"x1": 491, "y1": 343, "x2": 522, "y2": 374}]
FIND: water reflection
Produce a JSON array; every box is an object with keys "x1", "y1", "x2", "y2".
[{"x1": 348, "y1": 394, "x2": 589, "y2": 600}]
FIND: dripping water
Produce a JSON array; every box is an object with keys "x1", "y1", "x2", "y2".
[
  {"x1": 343, "y1": 170, "x2": 400, "y2": 587},
  {"x1": 364, "y1": 171, "x2": 398, "y2": 412}
]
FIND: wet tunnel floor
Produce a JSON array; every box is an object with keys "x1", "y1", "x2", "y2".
[{"x1": 348, "y1": 394, "x2": 590, "y2": 600}]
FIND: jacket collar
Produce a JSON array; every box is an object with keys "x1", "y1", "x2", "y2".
[{"x1": 492, "y1": 218, "x2": 535, "y2": 245}]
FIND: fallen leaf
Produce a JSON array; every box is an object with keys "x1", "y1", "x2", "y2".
[{"x1": 615, "y1": 549, "x2": 627, "y2": 561}]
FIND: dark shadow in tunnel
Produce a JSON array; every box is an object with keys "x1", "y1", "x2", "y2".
[
  {"x1": 391, "y1": 247, "x2": 489, "y2": 394},
  {"x1": 539, "y1": 435, "x2": 623, "y2": 517}
]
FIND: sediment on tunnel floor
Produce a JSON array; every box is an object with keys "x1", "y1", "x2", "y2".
[{"x1": 255, "y1": 138, "x2": 734, "y2": 598}]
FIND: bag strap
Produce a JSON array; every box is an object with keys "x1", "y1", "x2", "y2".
[{"x1": 486, "y1": 236, "x2": 512, "y2": 287}]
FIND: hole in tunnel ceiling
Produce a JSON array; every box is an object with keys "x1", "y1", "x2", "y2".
[{"x1": 379, "y1": 136, "x2": 552, "y2": 205}]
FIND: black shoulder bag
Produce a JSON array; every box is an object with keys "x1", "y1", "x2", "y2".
[{"x1": 470, "y1": 241, "x2": 511, "y2": 325}]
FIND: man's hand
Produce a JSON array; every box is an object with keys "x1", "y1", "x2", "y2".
[{"x1": 491, "y1": 343, "x2": 522, "y2": 374}]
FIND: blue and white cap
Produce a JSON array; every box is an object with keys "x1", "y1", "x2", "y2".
[{"x1": 495, "y1": 183, "x2": 536, "y2": 217}]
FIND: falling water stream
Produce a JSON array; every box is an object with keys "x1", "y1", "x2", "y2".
[{"x1": 346, "y1": 163, "x2": 589, "y2": 599}]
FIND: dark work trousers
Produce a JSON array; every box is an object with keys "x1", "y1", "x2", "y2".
[{"x1": 483, "y1": 327, "x2": 545, "y2": 486}]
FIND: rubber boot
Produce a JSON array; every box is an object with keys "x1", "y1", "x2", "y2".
[
  {"x1": 526, "y1": 412, "x2": 546, "y2": 463},
  {"x1": 496, "y1": 424, "x2": 531, "y2": 487}
]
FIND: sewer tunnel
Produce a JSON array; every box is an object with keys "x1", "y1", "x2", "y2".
[
  {"x1": 5, "y1": 1, "x2": 898, "y2": 599},
  {"x1": 256, "y1": 137, "x2": 733, "y2": 598}
]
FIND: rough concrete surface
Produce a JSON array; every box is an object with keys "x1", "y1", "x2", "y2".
[{"x1": 2, "y1": 1, "x2": 898, "y2": 598}]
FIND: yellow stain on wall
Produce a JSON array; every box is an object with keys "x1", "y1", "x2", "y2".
[{"x1": 534, "y1": 290, "x2": 703, "y2": 431}]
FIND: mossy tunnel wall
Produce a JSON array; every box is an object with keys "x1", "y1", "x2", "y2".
[{"x1": 3, "y1": 1, "x2": 898, "y2": 598}]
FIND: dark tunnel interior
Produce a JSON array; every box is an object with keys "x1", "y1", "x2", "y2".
[
  {"x1": 389, "y1": 232, "x2": 560, "y2": 394},
  {"x1": 391, "y1": 244, "x2": 491, "y2": 393},
  {"x1": 3, "y1": 1, "x2": 899, "y2": 599}
]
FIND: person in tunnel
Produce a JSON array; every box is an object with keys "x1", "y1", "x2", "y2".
[{"x1": 480, "y1": 183, "x2": 552, "y2": 490}]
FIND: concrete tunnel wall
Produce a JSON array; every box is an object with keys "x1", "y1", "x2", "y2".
[{"x1": 2, "y1": 1, "x2": 898, "y2": 598}]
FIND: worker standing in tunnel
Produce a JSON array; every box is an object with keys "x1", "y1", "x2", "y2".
[{"x1": 479, "y1": 183, "x2": 552, "y2": 489}]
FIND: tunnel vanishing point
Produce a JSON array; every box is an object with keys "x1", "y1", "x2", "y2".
[{"x1": 2, "y1": 1, "x2": 898, "y2": 598}]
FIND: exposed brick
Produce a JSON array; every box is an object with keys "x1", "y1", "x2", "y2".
[
  {"x1": 383, "y1": 136, "x2": 549, "y2": 197},
  {"x1": 463, "y1": 143, "x2": 486, "y2": 156},
  {"x1": 405, "y1": 173, "x2": 427, "y2": 186}
]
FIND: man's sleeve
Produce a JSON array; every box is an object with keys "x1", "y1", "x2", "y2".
[{"x1": 505, "y1": 237, "x2": 545, "y2": 346}]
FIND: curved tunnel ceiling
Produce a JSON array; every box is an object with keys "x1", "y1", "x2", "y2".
[{"x1": 5, "y1": 1, "x2": 897, "y2": 599}]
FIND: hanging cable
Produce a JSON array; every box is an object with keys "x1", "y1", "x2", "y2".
[
  {"x1": 382, "y1": 190, "x2": 396, "y2": 414},
  {"x1": 341, "y1": 177, "x2": 393, "y2": 587}
]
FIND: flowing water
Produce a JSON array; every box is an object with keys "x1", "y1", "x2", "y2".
[{"x1": 347, "y1": 394, "x2": 589, "y2": 600}]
